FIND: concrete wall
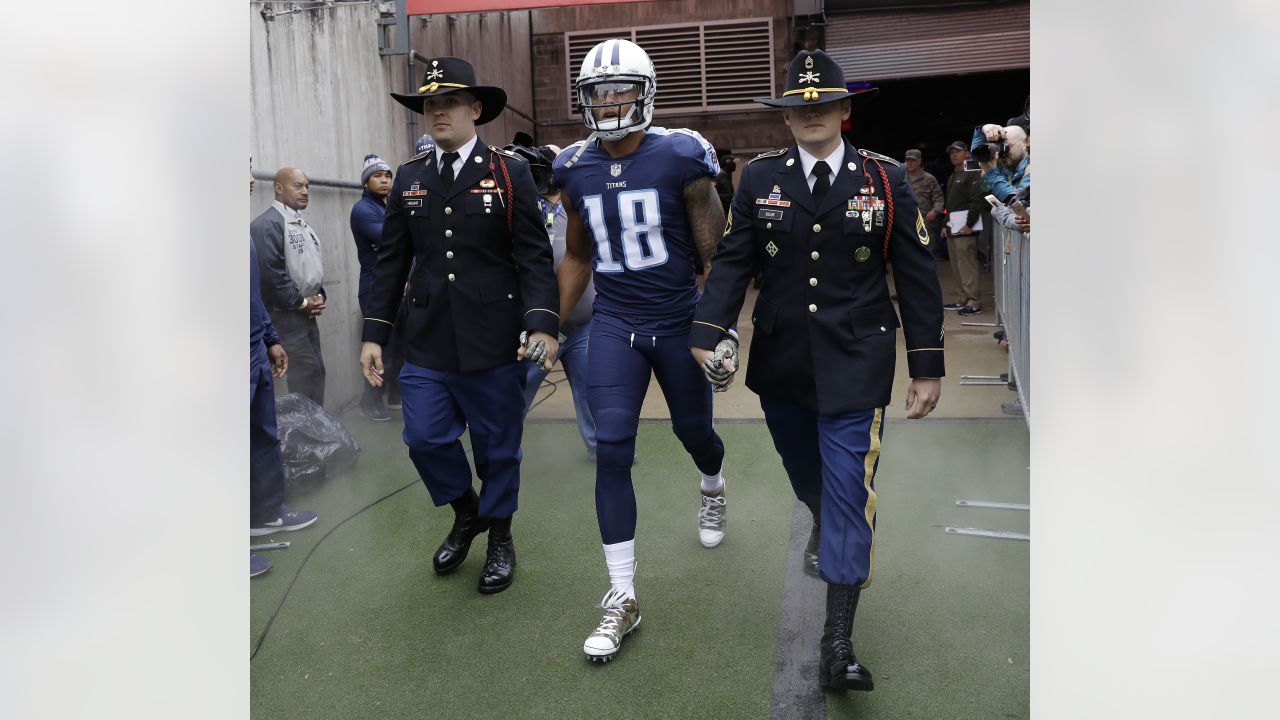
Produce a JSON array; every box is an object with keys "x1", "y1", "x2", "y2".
[
  {"x1": 250, "y1": 2, "x2": 409, "y2": 411},
  {"x1": 530, "y1": 0, "x2": 798, "y2": 156}
]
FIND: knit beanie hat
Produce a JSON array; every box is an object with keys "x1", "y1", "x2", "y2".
[{"x1": 361, "y1": 154, "x2": 391, "y2": 185}]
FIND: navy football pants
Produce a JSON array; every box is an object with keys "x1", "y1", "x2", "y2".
[
  {"x1": 760, "y1": 397, "x2": 885, "y2": 588},
  {"x1": 399, "y1": 361, "x2": 527, "y2": 519},
  {"x1": 588, "y1": 314, "x2": 725, "y2": 544}
]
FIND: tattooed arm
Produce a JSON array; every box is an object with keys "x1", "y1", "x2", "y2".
[{"x1": 683, "y1": 176, "x2": 727, "y2": 271}]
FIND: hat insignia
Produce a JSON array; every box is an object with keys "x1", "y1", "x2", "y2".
[
  {"x1": 432, "y1": 60, "x2": 439, "y2": 66},
  {"x1": 426, "y1": 68, "x2": 444, "y2": 80},
  {"x1": 798, "y1": 71, "x2": 820, "y2": 84},
  {"x1": 804, "y1": 55, "x2": 814, "y2": 69}
]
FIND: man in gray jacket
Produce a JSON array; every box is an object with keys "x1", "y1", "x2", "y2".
[{"x1": 250, "y1": 166, "x2": 327, "y2": 406}]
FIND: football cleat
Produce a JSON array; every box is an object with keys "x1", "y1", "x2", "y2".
[{"x1": 583, "y1": 588, "x2": 641, "y2": 662}]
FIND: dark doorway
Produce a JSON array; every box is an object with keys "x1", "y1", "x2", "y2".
[{"x1": 846, "y1": 68, "x2": 1029, "y2": 185}]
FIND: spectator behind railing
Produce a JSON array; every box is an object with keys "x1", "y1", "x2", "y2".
[
  {"x1": 990, "y1": 186, "x2": 1031, "y2": 234},
  {"x1": 970, "y1": 114, "x2": 1030, "y2": 207}
]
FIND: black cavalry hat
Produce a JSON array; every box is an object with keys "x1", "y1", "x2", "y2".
[
  {"x1": 754, "y1": 49, "x2": 878, "y2": 108},
  {"x1": 390, "y1": 56, "x2": 508, "y2": 125}
]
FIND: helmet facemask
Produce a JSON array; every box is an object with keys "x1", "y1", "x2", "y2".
[{"x1": 577, "y1": 75, "x2": 654, "y2": 141}]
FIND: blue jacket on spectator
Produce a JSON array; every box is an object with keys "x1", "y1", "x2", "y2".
[
  {"x1": 349, "y1": 190, "x2": 388, "y2": 313},
  {"x1": 971, "y1": 127, "x2": 1030, "y2": 204},
  {"x1": 250, "y1": 239, "x2": 281, "y2": 356}
]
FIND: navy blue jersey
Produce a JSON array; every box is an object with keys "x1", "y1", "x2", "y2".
[{"x1": 553, "y1": 127, "x2": 719, "y2": 333}]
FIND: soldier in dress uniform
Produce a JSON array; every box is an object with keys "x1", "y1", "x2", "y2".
[
  {"x1": 359, "y1": 56, "x2": 560, "y2": 595},
  {"x1": 689, "y1": 50, "x2": 945, "y2": 692}
]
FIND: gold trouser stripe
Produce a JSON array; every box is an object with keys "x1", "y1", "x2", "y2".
[
  {"x1": 365, "y1": 317, "x2": 394, "y2": 326},
  {"x1": 692, "y1": 320, "x2": 728, "y2": 333},
  {"x1": 858, "y1": 407, "x2": 884, "y2": 589}
]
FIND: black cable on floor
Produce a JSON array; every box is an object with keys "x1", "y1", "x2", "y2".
[
  {"x1": 529, "y1": 370, "x2": 568, "y2": 412},
  {"x1": 250, "y1": 478, "x2": 419, "y2": 660},
  {"x1": 253, "y1": 370, "x2": 576, "y2": 660}
]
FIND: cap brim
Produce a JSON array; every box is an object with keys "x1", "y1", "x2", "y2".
[
  {"x1": 752, "y1": 87, "x2": 878, "y2": 108},
  {"x1": 389, "y1": 85, "x2": 508, "y2": 125}
]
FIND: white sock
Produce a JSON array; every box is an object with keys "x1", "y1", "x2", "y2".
[
  {"x1": 603, "y1": 539, "x2": 636, "y2": 600},
  {"x1": 700, "y1": 468, "x2": 724, "y2": 494}
]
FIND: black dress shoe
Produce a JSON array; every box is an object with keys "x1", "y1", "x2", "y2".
[
  {"x1": 432, "y1": 512, "x2": 490, "y2": 575},
  {"x1": 477, "y1": 535, "x2": 516, "y2": 594},
  {"x1": 803, "y1": 523, "x2": 820, "y2": 578},
  {"x1": 821, "y1": 656, "x2": 874, "y2": 692}
]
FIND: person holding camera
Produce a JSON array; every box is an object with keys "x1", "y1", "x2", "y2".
[{"x1": 970, "y1": 115, "x2": 1030, "y2": 207}]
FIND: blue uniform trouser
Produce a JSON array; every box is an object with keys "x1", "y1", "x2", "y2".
[
  {"x1": 588, "y1": 314, "x2": 725, "y2": 545},
  {"x1": 399, "y1": 361, "x2": 527, "y2": 519},
  {"x1": 523, "y1": 320, "x2": 596, "y2": 456},
  {"x1": 249, "y1": 346, "x2": 286, "y2": 525},
  {"x1": 760, "y1": 397, "x2": 885, "y2": 588}
]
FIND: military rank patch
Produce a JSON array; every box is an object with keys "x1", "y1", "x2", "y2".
[
  {"x1": 855, "y1": 246, "x2": 871, "y2": 262},
  {"x1": 765, "y1": 241, "x2": 779, "y2": 257},
  {"x1": 915, "y1": 209, "x2": 930, "y2": 246}
]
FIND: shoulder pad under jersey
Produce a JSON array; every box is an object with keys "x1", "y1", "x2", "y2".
[
  {"x1": 857, "y1": 148, "x2": 901, "y2": 167},
  {"x1": 747, "y1": 148, "x2": 788, "y2": 164}
]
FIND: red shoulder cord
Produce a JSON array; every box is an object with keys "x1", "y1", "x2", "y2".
[
  {"x1": 488, "y1": 153, "x2": 515, "y2": 234},
  {"x1": 862, "y1": 157, "x2": 895, "y2": 260}
]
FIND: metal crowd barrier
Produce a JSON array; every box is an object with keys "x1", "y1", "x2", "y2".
[{"x1": 992, "y1": 224, "x2": 1030, "y2": 425}]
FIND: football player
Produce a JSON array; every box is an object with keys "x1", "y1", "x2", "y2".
[{"x1": 553, "y1": 38, "x2": 729, "y2": 662}]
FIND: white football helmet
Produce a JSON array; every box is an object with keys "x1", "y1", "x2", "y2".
[{"x1": 576, "y1": 39, "x2": 657, "y2": 141}]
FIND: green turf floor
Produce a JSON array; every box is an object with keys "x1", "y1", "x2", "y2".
[{"x1": 251, "y1": 417, "x2": 1028, "y2": 719}]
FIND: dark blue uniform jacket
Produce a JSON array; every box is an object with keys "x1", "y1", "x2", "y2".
[
  {"x1": 691, "y1": 141, "x2": 945, "y2": 415},
  {"x1": 360, "y1": 140, "x2": 559, "y2": 372}
]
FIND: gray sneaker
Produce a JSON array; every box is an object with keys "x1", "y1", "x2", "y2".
[
  {"x1": 583, "y1": 589, "x2": 641, "y2": 662},
  {"x1": 698, "y1": 481, "x2": 727, "y2": 548}
]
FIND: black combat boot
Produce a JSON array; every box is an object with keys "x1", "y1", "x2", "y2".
[
  {"x1": 803, "y1": 510, "x2": 820, "y2": 578},
  {"x1": 432, "y1": 489, "x2": 490, "y2": 574},
  {"x1": 477, "y1": 516, "x2": 516, "y2": 594},
  {"x1": 818, "y1": 583, "x2": 874, "y2": 692}
]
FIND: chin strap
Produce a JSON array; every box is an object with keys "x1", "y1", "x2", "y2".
[{"x1": 561, "y1": 131, "x2": 603, "y2": 170}]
